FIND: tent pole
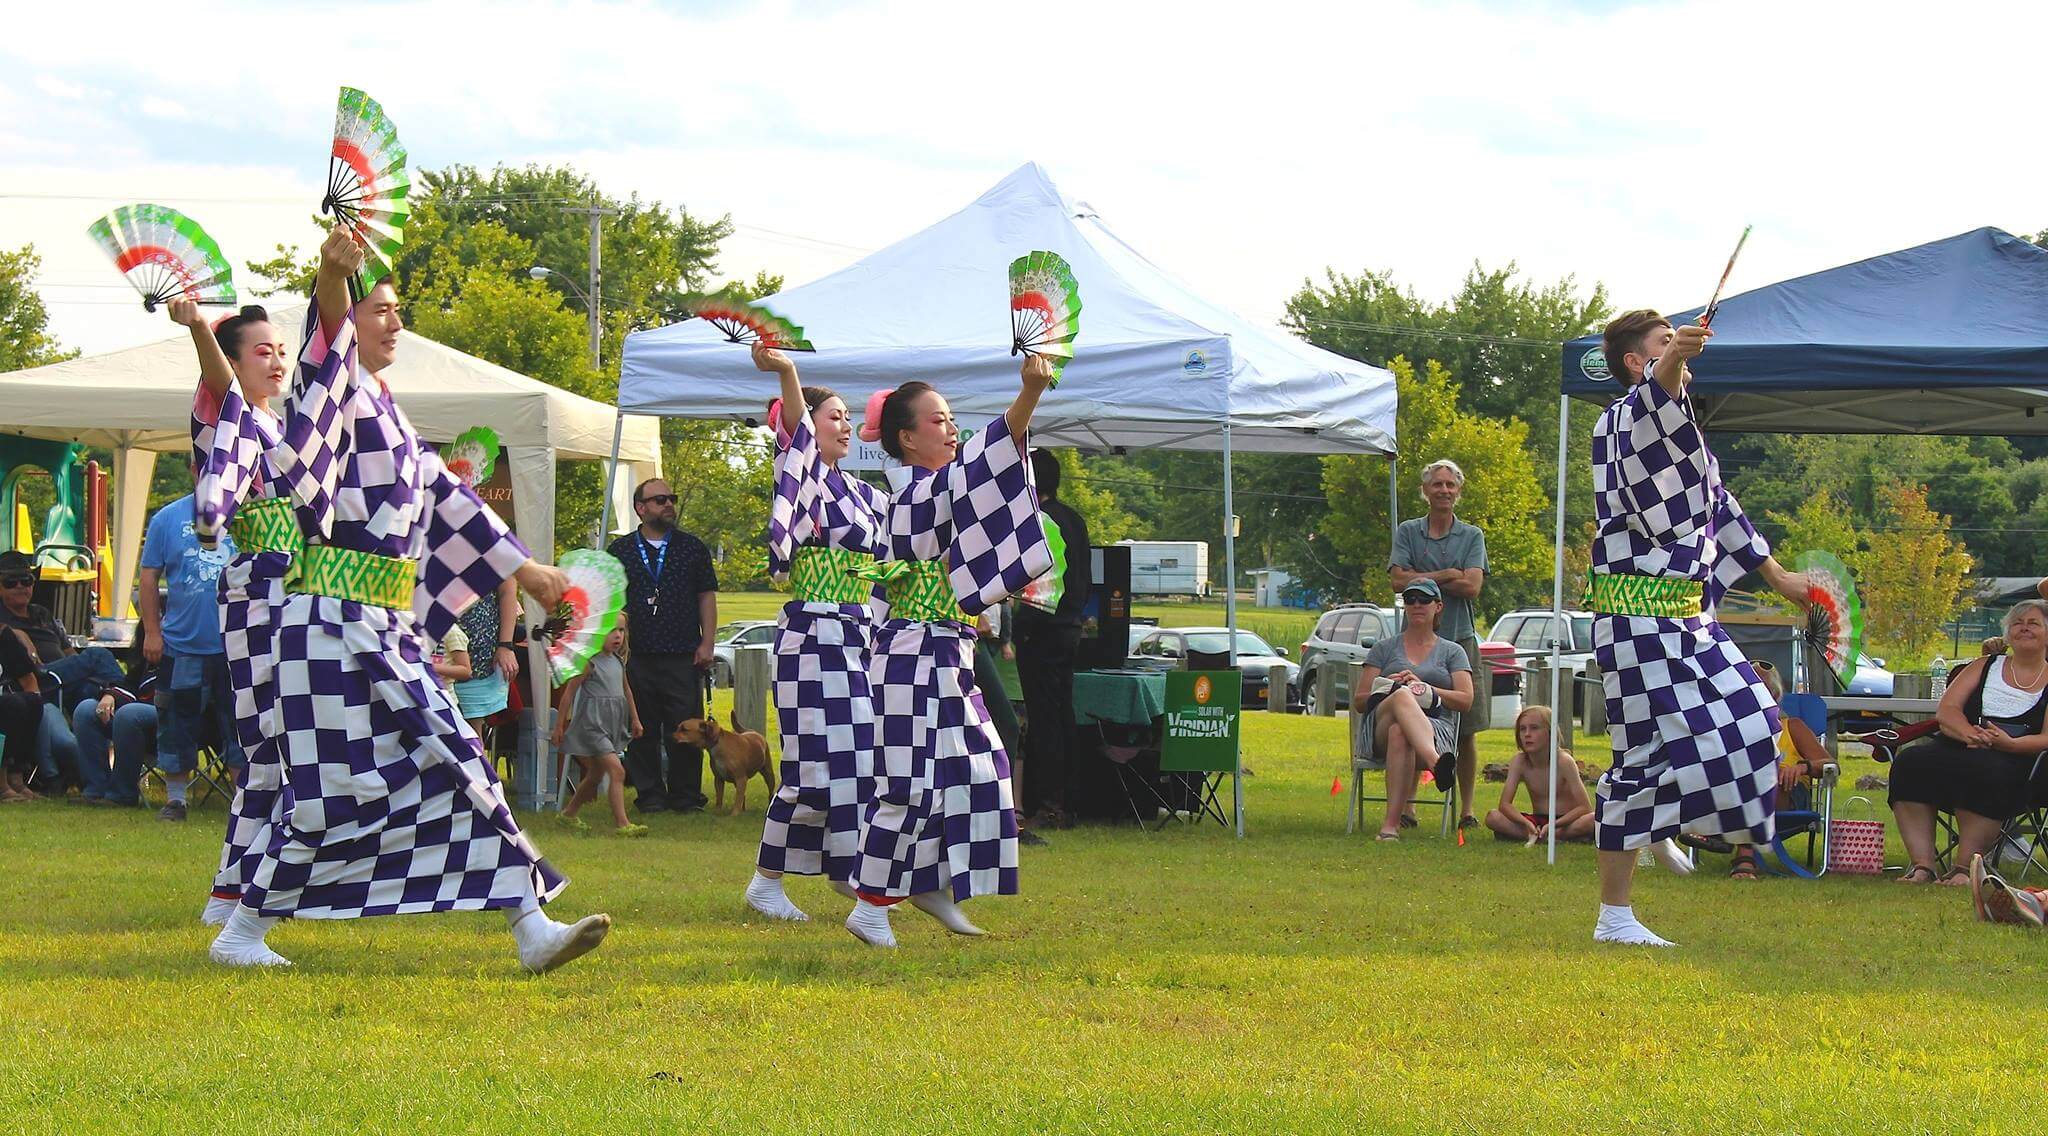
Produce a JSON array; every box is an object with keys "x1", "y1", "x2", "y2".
[
  {"x1": 595, "y1": 405, "x2": 626, "y2": 549},
  {"x1": 1548, "y1": 393, "x2": 1571, "y2": 865},
  {"x1": 1223, "y1": 422, "x2": 1243, "y2": 838}
]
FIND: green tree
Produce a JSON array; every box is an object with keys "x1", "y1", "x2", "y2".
[
  {"x1": 1317, "y1": 357, "x2": 1551, "y2": 616},
  {"x1": 1055, "y1": 449, "x2": 1139, "y2": 544},
  {"x1": 1766, "y1": 490, "x2": 1865, "y2": 565},
  {"x1": 0, "y1": 245, "x2": 78, "y2": 371},
  {"x1": 1857, "y1": 483, "x2": 1974, "y2": 665}
]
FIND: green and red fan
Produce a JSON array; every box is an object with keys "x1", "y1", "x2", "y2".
[
  {"x1": 1795, "y1": 549, "x2": 1864, "y2": 688},
  {"x1": 541, "y1": 549, "x2": 628, "y2": 684},
  {"x1": 86, "y1": 204, "x2": 237, "y2": 312},
  {"x1": 1009, "y1": 250, "x2": 1081, "y2": 386},
  {"x1": 682, "y1": 290, "x2": 815, "y2": 352},
  {"x1": 442, "y1": 426, "x2": 499, "y2": 489},
  {"x1": 322, "y1": 86, "x2": 410, "y2": 299}
]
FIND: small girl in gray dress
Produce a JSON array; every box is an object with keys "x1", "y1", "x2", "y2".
[{"x1": 552, "y1": 625, "x2": 646, "y2": 836}]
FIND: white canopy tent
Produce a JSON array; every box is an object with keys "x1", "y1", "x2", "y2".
[
  {"x1": 0, "y1": 303, "x2": 664, "y2": 633},
  {"x1": 620, "y1": 162, "x2": 1399, "y2": 834}
]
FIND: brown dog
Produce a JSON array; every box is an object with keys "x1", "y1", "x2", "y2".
[{"x1": 672, "y1": 714, "x2": 775, "y2": 815}]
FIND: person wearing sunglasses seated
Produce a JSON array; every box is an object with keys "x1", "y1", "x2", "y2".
[
  {"x1": 0, "y1": 549, "x2": 125, "y2": 795},
  {"x1": 1354, "y1": 577, "x2": 1475, "y2": 840}
]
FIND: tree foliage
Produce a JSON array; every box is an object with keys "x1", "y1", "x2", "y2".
[
  {"x1": 1318, "y1": 357, "x2": 1550, "y2": 614},
  {"x1": 0, "y1": 246, "x2": 78, "y2": 371},
  {"x1": 1857, "y1": 483, "x2": 1975, "y2": 665}
]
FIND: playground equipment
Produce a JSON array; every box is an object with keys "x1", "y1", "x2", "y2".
[{"x1": 0, "y1": 436, "x2": 114, "y2": 635}]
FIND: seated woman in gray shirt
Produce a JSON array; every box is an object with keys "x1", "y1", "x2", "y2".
[{"x1": 1355, "y1": 577, "x2": 1473, "y2": 840}]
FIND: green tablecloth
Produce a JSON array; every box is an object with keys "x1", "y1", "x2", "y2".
[{"x1": 1072, "y1": 669, "x2": 1169, "y2": 726}]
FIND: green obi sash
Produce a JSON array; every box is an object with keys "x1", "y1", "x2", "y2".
[
  {"x1": 292, "y1": 544, "x2": 418, "y2": 611},
  {"x1": 790, "y1": 546, "x2": 880, "y2": 605},
  {"x1": 228, "y1": 496, "x2": 300, "y2": 555},
  {"x1": 1584, "y1": 572, "x2": 1704, "y2": 619},
  {"x1": 867, "y1": 558, "x2": 970, "y2": 624}
]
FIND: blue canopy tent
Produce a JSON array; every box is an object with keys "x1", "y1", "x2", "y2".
[{"x1": 1538, "y1": 227, "x2": 2048, "y2": 862}]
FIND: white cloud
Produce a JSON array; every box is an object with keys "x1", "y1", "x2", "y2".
[
  {"x1": 137, "y1": 95, "x2": 191, "y2": 121},
  {"x1": 4, "y1": 0, "x2": 2044, "y2": 359}
]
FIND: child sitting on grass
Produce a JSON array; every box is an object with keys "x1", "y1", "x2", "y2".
[
  {"x1": 552, "y1": 622, "x2": 647, "y2": 837},
  {"x1": 1483, "y1": 705, "x2": 1594, "y2": 845}
]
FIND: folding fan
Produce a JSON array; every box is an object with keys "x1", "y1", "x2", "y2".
[
  {"x1": 322, "y1": 86, "x2": 410, "y2": 298},
  {"x1": 443, "y1": 426, "x2": 499, "y2": 489},
  {"x1": 682, "y1": 290, "x2": 815, "y2": 351},
  {"x1": 86, "y1": 204, "x2": 237, "y2": 311},
  {"x1": 1700, "y1": 224, "x2": 1752, "y2": 329},
  {"x1": 1008, "y1": 250, "x2": 1081, "y2": 386},
  {"x1": 541, "y1": 549, "x2": 628, "y2": 684},
  {"x1": 1794, "y1": 549, "x2": 1864, "y2": 688}
]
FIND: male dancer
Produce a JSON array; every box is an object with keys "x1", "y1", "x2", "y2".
[{"x1": 1586, "y1": 310, "x2": 1810, "y2": 946}]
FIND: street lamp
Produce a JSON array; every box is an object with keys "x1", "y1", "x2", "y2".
[{"x1": 528, "y1": 265, "x2": 599, "y2": 372}]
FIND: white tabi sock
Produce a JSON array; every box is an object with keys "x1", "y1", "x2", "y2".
[
  {"x1": 1651, "y1": 838, "x2": 1696, "y2": 876},
  {"x1": 201, "y1": 895, "x2": 238, "y2": 926},
  {"x1": 745, "y1": 871, "x2": 809, "y2": 922},
  {"x1": 1593, "y1": 903, "x2": 1675, "y2": 947},
  {"x1": 506, "y1": 895, "x2": 611, "y2": 974},
  {"x1": 909, "y1": 890, "x2": 985, "y2": 936},
  {"x1": 209, "y1": 906, "x2": 291, "y2": 967},
  {"x1": 845, "y1": 899, "x2": 898, "y2": 949}
]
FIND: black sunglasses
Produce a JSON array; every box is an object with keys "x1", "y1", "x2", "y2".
[
  {"x1": 1401, "y1": 592, "x2": 1440, "y2": 604},
  {"x1": 638, "y1": 494, "x2": 677, "y2": 506},
  {"x1": 0, "y1": 574, "x2": 33, "y2": 588}
]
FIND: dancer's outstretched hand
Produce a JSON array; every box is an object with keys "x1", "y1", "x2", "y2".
[
  {"x1": 167, "y1": 298, "x2": 205, "y2": 327},
  {"x1": 515, "y1": 559, "x2": 568, "y2": 611}
]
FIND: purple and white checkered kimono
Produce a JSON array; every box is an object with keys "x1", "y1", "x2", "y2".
[
  {"x1": 235, "y1": 307, "x2": 562, "y2": 919},
  {"x1": 756, "y1": 406, "x2": 887, "y2": 881},
  {"x1": 850, "y1": 417, "x2": 1051, "y2": 901},
  {"x1": 1590, "y1": 363, "x2": 1780, "y2": 852},
  {"x1": 190, "y1": 382, "x2": 289, "y2": 903}
]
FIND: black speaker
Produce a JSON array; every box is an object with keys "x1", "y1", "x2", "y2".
[{"x1": 1078, "y1": 544, "x2": 1132, "y2": 669}]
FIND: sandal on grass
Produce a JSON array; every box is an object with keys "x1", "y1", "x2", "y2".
[
  {"x1": 1897, "y1": 864, "x2": 1937, "y2": 884},
  {"x1": 1729, "y1": 851, "x2": 1760, "y2": 880},
  {"x1": 1376, "y1": 832, "x2": 1400, "y2": 842},
  {"x1": 1937, "y1": 866, "x2": 1972, "y2": 887}
]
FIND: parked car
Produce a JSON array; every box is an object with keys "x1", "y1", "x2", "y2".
[
  {"x1": 709, "y1": 619, "x2": 778, "y2": 687},
  {"x1": 1131, "y1": 626, "x2": 1300, "y2": 709},
  {"x1": 1296, "y1": 603, "x2": 1398, "y2": 715},
  {"x1": 1484, "y1": 608, "x2": 1597, "y2": 713}
]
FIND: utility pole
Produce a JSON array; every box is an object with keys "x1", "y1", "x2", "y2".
[{"x1": 564, "y1": 189, "x2": 618, "y2": 372}]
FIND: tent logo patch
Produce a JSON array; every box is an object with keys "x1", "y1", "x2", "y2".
[
  {"x1": 1579, "y1": 347, "x2": 1612, "y2": 383},
  {"x1": 1182, "y1": 350, "x2": 1208, "y2": 376}
]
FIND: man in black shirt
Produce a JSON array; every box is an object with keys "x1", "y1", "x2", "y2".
[
  {"x1": 606, "y1": 478, "x2": 719, "y2": 813},
  {"x1": 1013, "y1": 450, "x2": 1092, "y2": 826}
]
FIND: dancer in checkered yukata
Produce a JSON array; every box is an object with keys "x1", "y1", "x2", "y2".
[
  {"x1": 843, "y1": 354, "x2": 1057, "y2": 949},
  {"x1": 743, "y1": 343, "x2": 888, "y2": 923},
  {"x1": 167, "y1": 298, "x2": 293, "y2": 928},
  {"x1": 207, "y1": 225, "x2": 610, "y2": 972},
  {"x1": 1586, "y1": 310, "x2": 1813, "y2": 947}
]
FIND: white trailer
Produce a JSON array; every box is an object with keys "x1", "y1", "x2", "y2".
[{"x1": 1120, "y1": 540, "x2": 1211, "y2": 597}]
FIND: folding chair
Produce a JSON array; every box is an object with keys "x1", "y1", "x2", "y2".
[
  {"x1": 1345, "y1": 697, "x2": 1461, "y2": 838},
  {"x1": 1756, "y1": 692, "x2": 1839, "y2": 877},
  {"x1": 1855, "y1": 717, "x2": 2048, "y2": 877},
  {"x1": 1089, "y1": 714, "x2": 1169, "y2": 828}
]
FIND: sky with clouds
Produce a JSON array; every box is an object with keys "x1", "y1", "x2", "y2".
[{"x1": 3, "y1": 0, "x2": 2041, "y2": 358}]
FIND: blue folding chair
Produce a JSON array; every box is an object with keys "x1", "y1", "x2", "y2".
[{"x1": 1757, "y1": 691, "x2": 1838, "y2": 877}]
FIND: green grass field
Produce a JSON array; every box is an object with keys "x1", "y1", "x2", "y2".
[{"x1": 4, "y1": 637, "x2": 2042, "y2": 1132}]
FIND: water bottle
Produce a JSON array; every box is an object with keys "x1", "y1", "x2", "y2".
[{"x1": 1931, "y1": 655, "x2": 1948, "y2": 698}]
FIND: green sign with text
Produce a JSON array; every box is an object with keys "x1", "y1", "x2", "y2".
[{"x1": 1161, "y1": 670, "x2": 1240, "y2": 773}]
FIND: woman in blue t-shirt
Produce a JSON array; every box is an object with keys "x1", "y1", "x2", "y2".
[{"x1": 1354, "y1": 577, "x2": 1474, "y2": 840}]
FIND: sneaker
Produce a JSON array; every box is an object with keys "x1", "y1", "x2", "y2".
[
  {"x1": 1432, "y1": 752, "x2": 1457, "y2": 792},
  {"x1": 550, "y1": 812, "x2": 589, "y2": 832},
  {"x1": 613, "y1": 823, "x2": 649, "y2": 838},
  {"x1": 158, "y1": 801, "x2": 188, "y2": 822}
]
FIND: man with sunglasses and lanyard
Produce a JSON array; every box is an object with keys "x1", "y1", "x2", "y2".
[{"x1": 607, "y1": 478, "x2": 719, "y2": 813}]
